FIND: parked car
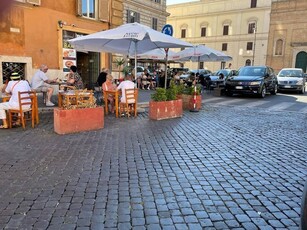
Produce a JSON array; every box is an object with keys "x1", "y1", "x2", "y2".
[
  {"x1": 179, "y1": 69, "x2": 211, "y2": 82},
  {"x1": 168, "y1": 67, "x2": 189, "y2": 78},
  {"x1": 209, "y1": 69, "x2": 238, "y2": 89},
  {"x1": 225, "y1": 66, "x2": 278, "y2": 98},
  {"x1": 277, "y1": 68, "x2": 305, "y2": 94}
]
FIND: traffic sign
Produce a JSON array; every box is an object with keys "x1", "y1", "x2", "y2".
[{"x1": 162, "y1": 24, "x2": 173, "y2": 36}]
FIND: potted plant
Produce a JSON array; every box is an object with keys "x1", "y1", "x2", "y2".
[
  {"x1": 115, "y1": 58, "x2": 126, "y2": 81},
  {"x1": 149, "y1": 87, "x2": 183, "y2": 120},
  {"x1": 180, "y1": 84, "x2": 202, "y2": 110}
]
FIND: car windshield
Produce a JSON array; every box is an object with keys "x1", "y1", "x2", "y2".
[
  {"x1": 238, "y1": 67, "x2": 265, "y2": 76},
  {"x1": 278, "y1": 70, "x2": 303, "y2": 78},
  {"x1": 211, "y1": 69, "x2": 231, "y2": 76}
]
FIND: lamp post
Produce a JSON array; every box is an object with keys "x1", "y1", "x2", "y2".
[{"x1": 252, "y1": 26, "x2": 257, "y2": 66}]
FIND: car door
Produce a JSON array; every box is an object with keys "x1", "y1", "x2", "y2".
[{"x1": 265, "y1": 67, "x2": 275, "y2": 90}]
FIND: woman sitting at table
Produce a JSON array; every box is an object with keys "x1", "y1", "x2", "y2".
[
  {"x1": 102, "y1": 74, "x2": 116, "y2": 113},
  {"x1": 66, "y1": 65, "x2": 84, "y2": 90}
]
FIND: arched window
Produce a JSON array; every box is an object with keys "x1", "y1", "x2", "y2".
[
  {"x1": 274, "y1": 39, "x2": 283, "y2": 56},
  {"x1": 245, "y1": 59, "x2": 251, "y2": 66}
]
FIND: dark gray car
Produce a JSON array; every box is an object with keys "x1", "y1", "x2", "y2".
[{"x1": 225, "y1": 66, "x2": 278, "y2": 98}]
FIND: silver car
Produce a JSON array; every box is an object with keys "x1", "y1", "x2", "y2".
[{"x1": 277, "y1": 68, "x2": 306, "y2": 94}]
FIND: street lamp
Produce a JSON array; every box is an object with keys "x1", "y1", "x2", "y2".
[{"x1": 252, "y1": 26, "x2": 257, "y2": 66}]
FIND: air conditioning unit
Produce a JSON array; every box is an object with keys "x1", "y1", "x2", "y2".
[{"x1": 27, "y1": 0, "x2": 41, "y2": 6}]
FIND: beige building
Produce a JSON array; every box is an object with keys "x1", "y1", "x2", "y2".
[
  {"x1": 167, "y1": 0, "x2": 272, "y2": 72},
  {"x1": 266, "y1": 0, "x2": 307, "y2": 73}
]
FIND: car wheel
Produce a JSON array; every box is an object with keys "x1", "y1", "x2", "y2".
[
  {"x1": 259, "y1": 86, "x2": 266, "y2": 98},
  {"x1": 270, "y1": 83, "x2": 277, "y2": 95}
]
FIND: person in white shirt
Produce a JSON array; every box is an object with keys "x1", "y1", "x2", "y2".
[
  {"x1": 0, "y1": 73, "x2": 31, "y2": 128},
  {"x1": 117, "y1": 74, "x2": 135, "y2": 103},
  {"x1": 31, "y1": 64, "x2": 57, "y2": 106}
]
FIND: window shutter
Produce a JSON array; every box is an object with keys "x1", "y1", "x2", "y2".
[
  {"x1": 136, "y1": 12, "x2": 140, "y2": 23},
  {"x1": 99, "y1": 0, "x2": 109, "y2": 22},
  {"x1": 76, "y1": 0, "x2": 82, "y2": 17},
  {"x1": 27, "y1": 0, "x2": 41, "y2": 5},
  {"x1": 127, "y1": 10, "x2": 130, "y2": 23}
]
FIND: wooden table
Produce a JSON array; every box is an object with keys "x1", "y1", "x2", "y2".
[
  {"x1": 103, "y1": 90, "x2": 121, "y2": 118},
  {"x1": 58, "y1": 90, "x2": 94, "y2": 109}
]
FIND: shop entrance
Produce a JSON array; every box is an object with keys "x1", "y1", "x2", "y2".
[{"x1": 76, "y1": 52, "x2": 99, "y2": 89}]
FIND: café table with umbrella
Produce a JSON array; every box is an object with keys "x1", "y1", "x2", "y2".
[{"x1": 68, "y1": 22, "x2": 193, "y2": 83}]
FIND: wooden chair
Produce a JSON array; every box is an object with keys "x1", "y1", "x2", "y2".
[
  {"x1": 8, "y1": 91, "x2": 37, "y2": 129},
  {"x1": 119, "y1": 88, "x2": 138, "y2": 117}
]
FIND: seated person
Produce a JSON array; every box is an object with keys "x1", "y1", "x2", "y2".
[
  {"x1": 31, "y1": 64, "x2": 57, "y2": 106},
  {"x1": 141, "y1": 70, "x2": 151, "y2": 90},
  {"x1": 0, "y1": 73, "x2": 31, "y2": 128},
  {"x1": 117, "y1": 74, "x2": 135, "y2": 103},
  {"x1": 97, "y1": 68, "x2": 108, "y2": 87},
  {"x1": 66, "y1": 65, "x2": 84, "y2": 90},
  {"x1": 102, "y1": 74, "x2": 116, "y2": 113}
]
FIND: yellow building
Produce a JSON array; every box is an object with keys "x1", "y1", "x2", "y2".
[
  {"x1": 0, "y1": 0, "x2": 122, "y2": 89},
  {"x1": 266, "y1": 0, "x2": 307, "y2": 73},
  {"x1": 167, "y1": 0, "x2": 271, "y2": 72}
]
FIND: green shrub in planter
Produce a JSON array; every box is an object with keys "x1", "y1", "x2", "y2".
[
  {"x1": 151, "y1": 88, "x2": 167, "y2": 101},
  {"x1": 151, "y1": 87, "x2": 177, "y2": 101},
  {"x1": 182, "y1": 84, "x2": 202, "y2": 95}
]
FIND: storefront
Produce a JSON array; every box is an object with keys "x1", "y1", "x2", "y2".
[{"x1": 62, "y1": 30, "x2": 100, "y2": 89}]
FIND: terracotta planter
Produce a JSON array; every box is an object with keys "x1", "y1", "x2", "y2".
[
  {"x1": 181, "y1": 94, "x2": 202, "y2": 110},
  {"x1": 149, "y1": 99, "x2": 183, "y2": 120},
  {"x1": 54, "y1": 107, "x2": 104, "y2": 134}
]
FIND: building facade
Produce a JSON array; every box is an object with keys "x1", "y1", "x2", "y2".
[
  {"x1": 123, "y1": 0, "x2": 168, "y2": 32},
  {"x1": 266, "y1": 0, "x2": 307, "y2": 73},
  {"x1": 167, "y1": 0, "x2": 272, "y2": 72},
  {"x1": 0, "y1": 0, "x2": 123, "y2": 89}
]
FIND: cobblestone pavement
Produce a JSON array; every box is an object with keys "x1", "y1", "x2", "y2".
[{"x1": 0, "y1": 104, "x2": 306, "y2": 230}]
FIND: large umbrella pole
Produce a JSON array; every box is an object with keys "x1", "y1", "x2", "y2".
[
  {"x1": 164, "y1": 48, "x2": 169, "y2": 89},
  {"x1": 134, "y1": 41, "x2": 137, "y2": 83}
]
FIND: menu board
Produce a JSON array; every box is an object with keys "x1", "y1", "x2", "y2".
[{"x1": 63, "y1": 48, "x2": 77, "y2": 72}]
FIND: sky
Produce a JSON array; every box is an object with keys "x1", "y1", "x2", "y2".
[{"x1": 166, "y1": 0, "x2": 198, "y2": 5}]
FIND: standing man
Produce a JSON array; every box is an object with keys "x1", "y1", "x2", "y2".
[{"x1": 31, "y1": 64, "x2": 57, "y2": 106}]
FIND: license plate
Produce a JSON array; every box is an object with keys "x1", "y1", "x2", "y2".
[
  {"x1": 235, "y1": 86, "x2": 243, "y2": 89},
  {"x1": 284, "y1": 85, "x2": 291, "y2": 88}
]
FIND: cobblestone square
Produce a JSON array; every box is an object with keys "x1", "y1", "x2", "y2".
[{"x1": 0, "y1": 104, "x2": 306, "y2": 229}]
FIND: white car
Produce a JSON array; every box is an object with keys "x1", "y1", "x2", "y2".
[{"x1": 277, "y1": 68, "x2": 306, "y2": 94}]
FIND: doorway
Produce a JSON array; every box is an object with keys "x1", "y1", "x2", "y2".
[
  {"x1": 77, "y1": 52, "x2": 99, "y2": 89},
  {"x1": 295, "y1": 51, "x2": 307, "y2": 72}
]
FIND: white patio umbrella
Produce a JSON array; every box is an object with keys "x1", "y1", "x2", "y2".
[
  {"x1": 68, "y1": 22, "x2": 193, "y2": 80},
  {"x1": 130, "y1": 48, "x2": 176, "y2": 60},
  {"x1": 169, "y1": 44, "x2": 232, "y2": 65}
]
